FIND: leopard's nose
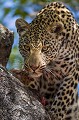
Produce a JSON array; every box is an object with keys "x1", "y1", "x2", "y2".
[{"x1": 29, "y1": 65, "x2": 39, "y2": 71}]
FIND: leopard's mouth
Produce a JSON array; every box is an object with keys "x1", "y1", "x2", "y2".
[
  {"x1": 24, "y1": 65, "x2": 46, "y2": 78},
  {"x1": 28, "y1": 71, "x2": 43, "y2": 78}
]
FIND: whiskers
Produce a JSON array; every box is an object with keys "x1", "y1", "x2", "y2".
[
  {"x1": 39, "y1": 65, "x2": 46, "y2": 70},
  {"x1": 44, "y1": 65, "x2": 55, "y2": 77},
  {"x1": 42, "y1": 64, "x2": 65, "y2": 83}
]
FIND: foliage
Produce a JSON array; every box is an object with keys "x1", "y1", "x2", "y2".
[{"x1": 0, "y1": 0, "x2": 79, "y2": 69}]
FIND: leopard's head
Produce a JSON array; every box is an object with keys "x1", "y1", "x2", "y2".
[{"x1": 15, "y1": 2, "x2": 78, "y2": 78}]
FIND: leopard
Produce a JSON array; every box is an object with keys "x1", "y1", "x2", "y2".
[{"x1": 15, "y1": 2, "x2": 79, "y2": 120}]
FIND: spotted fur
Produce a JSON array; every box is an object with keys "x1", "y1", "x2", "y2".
[{"x1": 15, "y1": 2, "x2": 79, "y2": 119}]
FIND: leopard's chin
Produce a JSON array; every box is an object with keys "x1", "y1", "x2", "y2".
[{"x1": 28, "y1": 72, "x2": 42, "y2": 78}]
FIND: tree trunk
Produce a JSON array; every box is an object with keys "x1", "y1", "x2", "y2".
[{"x1": 0, "y1": 65, "x2": 50, "y2": 120}]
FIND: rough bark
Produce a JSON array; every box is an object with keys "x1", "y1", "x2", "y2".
[
  {"x1": 0, "y1": 24, "x2": 14, "y2": 67},
  {"x1": 0, "y1": 65, "x2": 50, "y2": 120}
]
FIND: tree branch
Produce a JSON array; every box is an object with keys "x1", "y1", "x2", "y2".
[{"x1": 0, "y1": 24, "x2": 14, "y2": 67}]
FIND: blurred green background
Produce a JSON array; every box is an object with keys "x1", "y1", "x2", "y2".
[{"x1": 0, "y1": 0, "x2": 79, "y2": 69}]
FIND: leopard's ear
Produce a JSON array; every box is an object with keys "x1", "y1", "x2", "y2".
[{"x1": 15, "y1": 18, "x2": 30, "y2": 35}]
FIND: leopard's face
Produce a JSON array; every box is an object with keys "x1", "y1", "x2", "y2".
[{"x1": 15, "y1": 2, "x2": 78, "y2": 78}]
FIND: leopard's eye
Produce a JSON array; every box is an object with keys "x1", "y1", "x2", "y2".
[
  {"x1": 42, "y1": 45, "x2": 48, "y2": 52},
  {"x1": 23, "y1": 45, "x2": 30, "y2": 52}
]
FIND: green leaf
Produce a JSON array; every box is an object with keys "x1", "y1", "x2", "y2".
[
  {"x1": 4, "y1": 8, "x2": 11, "y2": 16},
  {"x1": 20, "y1": 0, "x2": 27, "y2": 4},
  {"x1": 14, "y1": 9, "x2": 28, "y2": 18}
]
